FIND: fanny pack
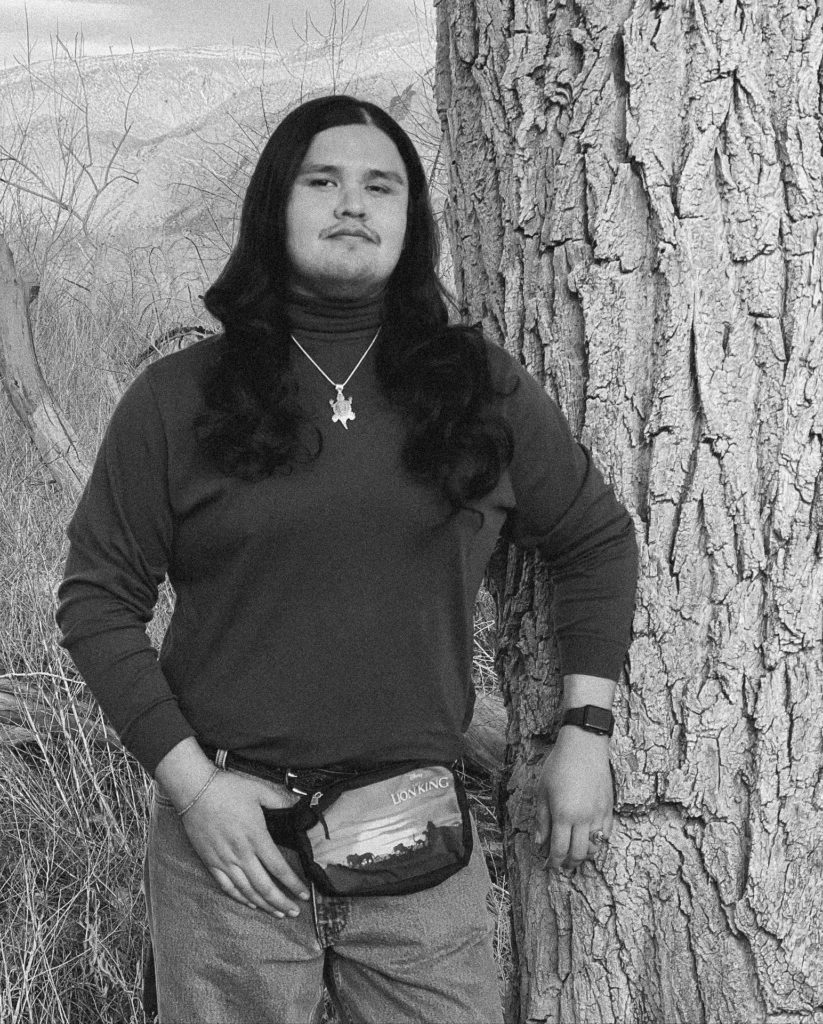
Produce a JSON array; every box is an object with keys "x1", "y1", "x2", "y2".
[{"x1": 262, "y1": 761, "x2": 473, "y2": 897}]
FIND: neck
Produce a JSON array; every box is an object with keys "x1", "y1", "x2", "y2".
[
  {"x1": 286, "y1": 285, "x2": 384, "y2": 345},
  {"x1": 288, "y1": 277, "x2": 386, "y2": 303}
]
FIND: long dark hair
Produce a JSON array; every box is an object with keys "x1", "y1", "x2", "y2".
[{"x1": 196, "y1": 95, "x2": 513, "y2": 511}]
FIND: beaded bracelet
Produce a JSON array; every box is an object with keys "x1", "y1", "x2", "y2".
[{"x1": 177, "y1": 765, "x2": 220, "y2": 818}]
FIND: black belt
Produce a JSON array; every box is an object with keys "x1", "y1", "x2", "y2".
[{"x1": 199, "y1": 744, "x2": 372, "y2": 796}]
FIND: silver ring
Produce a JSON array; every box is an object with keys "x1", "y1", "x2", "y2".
[{"x1": 589, "y1": 829, "x2": 609, "y2": 845}]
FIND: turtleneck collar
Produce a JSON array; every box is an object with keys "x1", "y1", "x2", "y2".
[{"x1": 285, "y1": 287, "x2": 384, "y2": 344}]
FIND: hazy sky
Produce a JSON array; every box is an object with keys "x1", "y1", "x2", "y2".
[{"x1": 0, "y1": 0, "x2": 429, "y2": 69}]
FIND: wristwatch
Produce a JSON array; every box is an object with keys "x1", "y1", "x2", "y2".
[{"x1": 560, "y1": 705, "x2": 615, "y2": 737}]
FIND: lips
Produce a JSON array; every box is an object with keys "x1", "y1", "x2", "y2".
[{"x1": 326, "y1": 226, "x2": 375, "y2": 242}]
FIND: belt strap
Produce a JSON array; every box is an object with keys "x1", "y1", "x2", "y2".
[{"x1": 199, "y1": 744, "x2": 363, "y2": 795}]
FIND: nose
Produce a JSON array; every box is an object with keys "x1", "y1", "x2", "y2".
[{"x1": 335, "y1": 182, "x2": 366, "y2": 218}]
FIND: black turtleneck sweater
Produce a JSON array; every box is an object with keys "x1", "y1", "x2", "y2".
[{"x1": 56, "y1": 293, "x2": 638, "y2": 776}]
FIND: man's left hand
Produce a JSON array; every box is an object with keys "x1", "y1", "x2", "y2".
[{"x1": 533, "y1": 726, "x2": 613, "y2": 871}]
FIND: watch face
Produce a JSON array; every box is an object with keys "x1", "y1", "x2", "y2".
[
  {"x1": 561, "y1": 705, "x2": 615, "y2": 736},
  {"x1": 583, "y1": 706, "x2": 613, "y2": 732}
]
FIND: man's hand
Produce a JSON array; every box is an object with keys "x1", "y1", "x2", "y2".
[
  {"x1": 533, "y1": 725, "x2": 613, "y2": 871},
  {"x1": 155, "y1": 738, "x2": 311, "y2": 916},
  {"x1": 179, "y1": 771, "x2": 311, "y2": 917}
]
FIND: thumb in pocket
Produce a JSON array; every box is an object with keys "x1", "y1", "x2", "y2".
[{"x1": 254, "y1": 780, "x2": 301, "y2": 810}]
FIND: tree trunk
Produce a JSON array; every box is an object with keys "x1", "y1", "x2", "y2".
[
  {"x1": 0, "y1": 236, "x2": 89, "y2": 497},
  {"x1": 435, "y1": 1, "x2": 823, "y2": 1021}
]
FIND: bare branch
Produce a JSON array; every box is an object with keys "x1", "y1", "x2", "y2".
[
  {"x1": 0, "y1": 234, "x2": 89, "y2": 495},
  {"x1": 0, "y1": 176, "x2": 76, "y2": 218}
]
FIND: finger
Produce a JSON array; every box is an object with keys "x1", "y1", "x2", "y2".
[
  {"x1": 205, "y1": 836, "x2": 298, "y2": 917},
  {"x1": 242, "y1": 854, "x2": 306, "y2": 917},
  {"x1": 211, "y1": 867, "x2": 280, "y2": 916},
  {"x1": 564, "y1": 824, "x2": 590, "y2": 869},
  {"x1": 533, "y1": 797, "x2": 551, "y2": 850},
  {"x1": 251, "y1": 786, "x2": 311, "y2": 901},
  {"x1": 255, "y1": 835, "x2": 311, "y2": 903},
  {"x1": 222, "y1": 860, "x2": 300, "y2": 917},
  {"x1": 547, "y1": 820, "x2": 571, "y2": 871},
  {"x1": 586, "y1": 818, "x2": 614, "y2": 860}
]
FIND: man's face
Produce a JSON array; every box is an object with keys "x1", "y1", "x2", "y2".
[{"x1": 285, "y1": 124, "x2": 410, "y2": 301}]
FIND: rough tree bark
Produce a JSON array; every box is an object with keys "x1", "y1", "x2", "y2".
[{"x1": 436, "y1": 1, "x2": 823, "y2": 1022}]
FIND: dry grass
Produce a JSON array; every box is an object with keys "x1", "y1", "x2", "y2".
[
  {"x1": 0, "y1": 251, "x2": 175, "y2": 1020},
  {"x1": 0, "y1": 695, "x2": 150, "y2": 1024},
  {"x1": 0, "y1": 297, "x2": 156, "y2": 1019}
]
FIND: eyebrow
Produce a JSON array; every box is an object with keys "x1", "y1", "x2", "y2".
[{"x1": 298, "y1": 162, "x2": 407, "y2": 187}]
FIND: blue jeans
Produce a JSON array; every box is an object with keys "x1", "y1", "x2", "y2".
[{"x1": 144, "y1": 773, "x2": 504, "y2": 1023}]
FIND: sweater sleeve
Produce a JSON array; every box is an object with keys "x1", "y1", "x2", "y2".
[
  {"x1": 499, "y1": 354, "x2": 638, "y2": 682},
  {"x1": 55, "y1": 369, "x2": 195, "y2": 775}
]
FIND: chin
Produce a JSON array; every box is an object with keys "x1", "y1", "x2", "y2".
[
  {"x1": 323, "y1": 267, "x2": 387, "y2": 289},
  {"x1": 292, "y1": 259, "x2": 394, "y2": 298}
]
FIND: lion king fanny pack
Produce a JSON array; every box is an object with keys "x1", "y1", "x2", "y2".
[{"x1": 262, "y1": 761, "x2": 473, "y2": 897}]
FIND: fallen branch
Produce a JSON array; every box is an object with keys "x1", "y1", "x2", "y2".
[{"x1": 0, "y1": 674, "x2": 120, "y2": 750}]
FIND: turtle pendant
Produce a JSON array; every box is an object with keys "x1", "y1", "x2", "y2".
[{"x1": 330, "y1": 387, "x2": 356, "y2": 429}]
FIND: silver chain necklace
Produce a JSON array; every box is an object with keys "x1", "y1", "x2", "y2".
[{"x1": 291, "y1": 326, "x2": 381, "y2": 430}]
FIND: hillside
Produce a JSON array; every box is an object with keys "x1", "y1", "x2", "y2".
[{"x1": 0, "y1": 28, "x2": 439, "y2": 324}]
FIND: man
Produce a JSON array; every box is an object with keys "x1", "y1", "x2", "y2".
[{"x1": 57, "y1": 95, "x2": 636, "y2": 1023}]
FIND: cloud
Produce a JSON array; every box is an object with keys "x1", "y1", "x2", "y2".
[
  {"x1": 0, "y1": 0, "x2": 156, "y2": 67},
  {"x1": 0, "y1": 1, "x2": 150, "y2": 25}
]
